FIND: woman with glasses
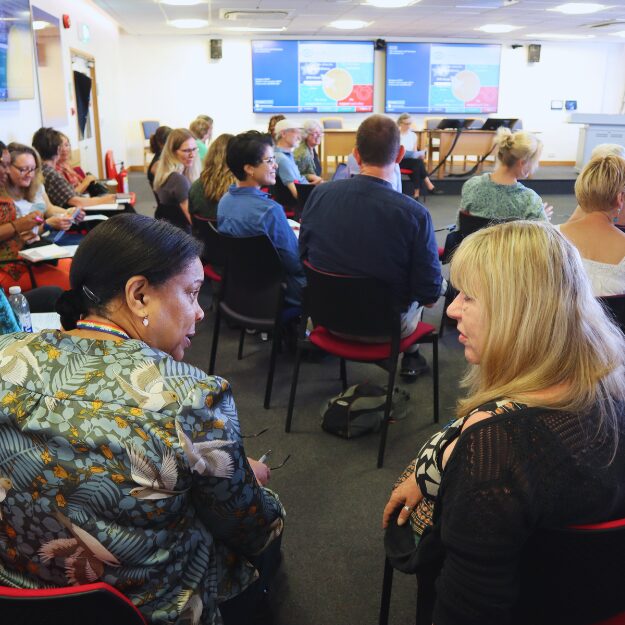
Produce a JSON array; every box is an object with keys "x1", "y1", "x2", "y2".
[
  {"x1": 293, "y1": 120, "x2": 324, "y2": 185},
  {"x1": 0, "y1": 140, "x2": 71, "y2": 291},
  {"x1": 153, "y1": 128, "x2": 200, "y2": 232},
  {"x1": 5, "y1": 143, "x2": 84, "y2": 245}
]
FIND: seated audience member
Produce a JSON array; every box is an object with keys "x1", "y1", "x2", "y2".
[
  {"x1": 55, "y1": 133, "x2": 102, "y2": 196},
  {"x1": 31, "y1": 127, "x2": 117, "y2": 209},
  {"x1": 189, "y1": 133, "x2": 235, "y2": 221},
  {"x1": 147, "y1": 125, "x2": 172, "y2": 189},
  {"x1": 190, "y1": 116, "x2": 213, "y2": 162},
  {"x1": 6, "y1": 143, "x2": 84, "y2": 245},
  {"x1": 218, "y1": 130, "x2": 305, "y2": 306},
  {"x1": 460, "y1": 127, "x2": 552, "y2": 221},
  {"x1": 0, "y1": 140, "x2": 71, "y2": 291},
  {"x1": 268, "y1": 114, "x2": 286, "y2": 138},
  {"x1": 294, "y1": 120, "x2": 324, "y2": 185},
  {"x1": 153, "y1": 128, "x2": 200, "y2": 232},
  {"x1": 273, "y1": 119, "x2": 308, "y2": 202},
  {"x1": 0, "y1": 214, "x2": 284, "y2": 625},
  {"x1": 397, "y1": 113, "x2": 441, "y2": 198},
  {"x1": 300, "y1": 115, "x2": 444, "y2": 380},
  {"x1": 557, "y1": 155, "x2": 625, "y2": 295},
  {"x1": 383, "y1": 220, "x2": 625, "y2": 625},
  {"x1": 346, "y1": 152, "x2": 403, "y2": 193}
]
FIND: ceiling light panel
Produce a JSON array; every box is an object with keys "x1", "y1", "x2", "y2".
[{"x1": 549, "y1": 3, "x2": 609, "y2": 15}]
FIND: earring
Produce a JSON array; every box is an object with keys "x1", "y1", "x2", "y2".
[{"x1": 143, "y1": 316, "x2": 149, "y2": 327}]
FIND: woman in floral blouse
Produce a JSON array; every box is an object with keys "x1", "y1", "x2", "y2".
[{"x1": 0, "y1": 214, "x2": 284, "y2": 624}]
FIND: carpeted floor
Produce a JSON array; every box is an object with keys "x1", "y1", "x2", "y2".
[{"x1": 130, "y1": 170, "x2": 577, "y2": 625}]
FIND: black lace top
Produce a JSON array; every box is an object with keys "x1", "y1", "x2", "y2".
[{"x1": 432, "y1": 404, "x2": 625, "y2": 625}]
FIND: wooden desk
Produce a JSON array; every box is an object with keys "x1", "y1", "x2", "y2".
[
  {"x1": 426, "y1": 130, "x2": 496, "y2": 178},
  {"x1": 320, "y1": 129, "x2": 357, "y2": 177}
]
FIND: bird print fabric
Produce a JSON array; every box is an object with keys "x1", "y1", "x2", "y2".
[{"x1": 0, "y1": 330, "x2": 284, "y2": 625}]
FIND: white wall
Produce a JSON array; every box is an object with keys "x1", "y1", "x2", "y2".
[{"x1": 0, "y1": 0, "x2": 125, "y2": 174}]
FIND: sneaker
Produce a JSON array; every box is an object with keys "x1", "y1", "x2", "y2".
[{"x1": 400, "y1": 352, "x2": 430, "y2": 382}]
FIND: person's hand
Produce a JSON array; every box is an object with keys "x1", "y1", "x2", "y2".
[
  {"x1": 14, "y1": 211, "x2": 43, "y2": 233},
  {"x1": 19, "y1": 230, "x2": 40, "y2": 244},
  {"x1": 46, "y1": 214, "x2": 73, "y2": 231},
  {"x1": 248, "y1": 457, "x2": 271, "y2": 486},
  {"x1": 99, "y1": 194, "x2": 117, "y2": 204},
  {"x1": 543, "y1": 202, "x2": 554, "y2": 221},
  {"x1": 69, "y1": 208, "x2": 85, "y2": 223},
  {"x1": 382, "y1": 472, "x2": 423, "y2": 528}
]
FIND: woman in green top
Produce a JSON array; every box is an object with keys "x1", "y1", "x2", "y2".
[
  {"x1": 189, "y1": 117, "x2": 213, "y2": 163},
  {"x1": 460, "y1": 128, "x2": 553, "y2": 222}
]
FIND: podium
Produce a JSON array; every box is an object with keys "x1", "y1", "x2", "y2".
[{"x1": 566, "y1": 113, "x2": 625, "y2": 171}]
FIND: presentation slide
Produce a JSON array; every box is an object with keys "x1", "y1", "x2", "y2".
[
  {"x1": 252, "y1": 40, "x2": 374, "y2": 113},
  {"x1": 386, "y1": 42, "x2": 501, "y2": 114}
]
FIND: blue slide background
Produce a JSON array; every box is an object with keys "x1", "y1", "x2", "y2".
[
  {"x1": 385, "y1": 43, "x2": 431, "y2": 113},
  {"x1": 252, "y1": 40, "x2": 299, "y2": 113}
]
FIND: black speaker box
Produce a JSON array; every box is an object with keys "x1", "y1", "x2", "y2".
[
  {"x1": 210, "y1": 39, "x2": 222, "y2": 60},
  {"x1": 375, "y1": 38, "x2": 386, "y2": 51},
  {"x1": 527, "y1": 44, "x2": 541, "y2": 63}
]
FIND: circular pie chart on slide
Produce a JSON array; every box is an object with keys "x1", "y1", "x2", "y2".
[
  {"x1": 451, "y1": 70, "x2": 481, "y2": 102},
  {"x1": 322, "y1": 68, "x2": 354, "y2": 101}
]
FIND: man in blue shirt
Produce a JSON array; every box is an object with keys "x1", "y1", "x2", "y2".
[
  {"x1": 300, "y1": 115, "x2": 444, "y2": 380},
  {"x1": 218, "y1": 130, "x2": 305, "y2": 306},
  {"x1": 273, "y1": 119, "x2": 308, "y2": 204}
]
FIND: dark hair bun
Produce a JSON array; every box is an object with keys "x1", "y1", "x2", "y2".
[{"x1": 55, "y1": 289, "x2": 87, "y2": 330}]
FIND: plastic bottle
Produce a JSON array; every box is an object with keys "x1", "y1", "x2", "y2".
[{"x1": 8, "y1": 286, "x2": 32, "y2": 332}]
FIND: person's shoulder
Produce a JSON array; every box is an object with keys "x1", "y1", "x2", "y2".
[{"x1": 462, "y1": 173, "x2": 488, "y2": 191}]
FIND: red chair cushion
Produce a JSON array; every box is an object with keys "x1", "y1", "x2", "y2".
[
  {"x1": 203, "y1": 264, "x2": 222, "y2": 282},
  {"x1": 438, "y1": 246, "x2": 444, "y2": 259},
  {"x1": 399, "y1": 168, "x2": 413, "y2": 175},
  {"x1": 309, "y1": 321, "x2": 436, "y2": 360},
  {"x1": 595, "y1": 613, "x2": 625, "y2": 625}
]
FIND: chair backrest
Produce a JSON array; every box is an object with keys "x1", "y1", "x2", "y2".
[
  {"x1": 321, "y1": 117, "x2": 343, "y2": 129},
  {"x1": 598, "y1": 294, "x2": 625, "y2": 332},
  {"x1": 0, "y1": 581, "x2": 147, "y2": 625},
  {"x1": 458, "y1": 210, "x2": 503, "y2": 237},
  {"x1": 141, "y1": 120, "x2": 159, "y2": 141},
  {"x1": 191, "y1": 215, "x2": 226, "y2": 269},
  {"x1": 269, "y1": 176, "x2": 298, "y2": 210},
  {"x1": 303, "y1": 262, "x2": 399, "y2": 339},
  {"x1": 515, "y1": 518, "x2": 625, "y2": 625},
  {"x1": 331, "y1": 162, "x2": 350, "y2": 181},
  {"x1": 220, "y1": 233, "x2": 286, "y2": 322},
  {"x1": 104, "y1": 150, "x2": 117, "y2": 180}
]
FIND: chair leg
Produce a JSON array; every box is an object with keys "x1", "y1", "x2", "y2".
[
  {"x1": 340, "y1": 358, "x2": 347, "y2": 390},
  {"x1": 432, "y1": 338, "x2": 439, "y2": 423},
  {"x1": 264, "y1": 328, "x2": 281, "y2": 409},
  {"x1": 208, "y1": 307, "x2": 221, "y2": 374},
  {"x1": 285, "y1": 348, "x2": 303, "y2": 432},
  {"x1": 377, "y1": 361, "x2": 398, "y2": 469},
  {"x1": 379, "y1": 557, "x2": 394, "y2": 625},
  {"x1": 237, "y1": 329, "x2": 245, "y2": 360}
]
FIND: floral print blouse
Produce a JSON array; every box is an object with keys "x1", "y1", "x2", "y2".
[
  {"x1": 0, "y1": 197, "x2": 27, "y2": 281},
  {"x1": 0, "y1": 330, "x2": 284, "y2": 624}
]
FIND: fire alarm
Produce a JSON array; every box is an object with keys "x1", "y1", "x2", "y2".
[{"x1": 62, "y1": 14, "x2": 71, "y2": 29}]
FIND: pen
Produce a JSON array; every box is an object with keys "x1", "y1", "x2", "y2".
[
  {"x1": 258, "y1": 450, "x2": 271, "y2": 464},
  {"x1": 34, "y1": 216, "x2": 44, "y2": 223}
]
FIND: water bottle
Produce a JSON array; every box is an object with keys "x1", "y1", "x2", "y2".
[{"x1": 8, "y1": 286, "x2": 32, "y2": 332}]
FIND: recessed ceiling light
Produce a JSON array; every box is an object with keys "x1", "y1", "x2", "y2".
[
  {"x1": 168, "y1": 19, "x2": 208, "y2": 29},
  {"x1": 477, "y1": 24, "x2": 521, "y2": 33},
  {"x1": 224, "y1": 26, "x2": 287, "y2": 32},
  {"x1": 363, "y1": 0, "x2": 420, "y2": 7},
  {"x1": 526, "y1": 32, "x2": 595, "y2": 39},
  {"x1": 329, "y1": 19, "x2": 371, "y2": 29},
  {"x1": 32, "y1": 20, "x2": 52, "y2": 30},
  {"x1": 160, "y1": 0, "x2": 205, "y2": 5},
  {"x1": 549, "y1": 3, "x2": 609, "y2": 14}
]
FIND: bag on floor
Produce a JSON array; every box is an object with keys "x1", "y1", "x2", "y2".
[{"x1": 321, "y1": 383, "x2": 411, "y2": 439}]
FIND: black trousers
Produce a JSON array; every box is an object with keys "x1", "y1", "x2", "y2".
[{"x1": 400, "y1": 157, "x2": 428, "y2": 192}]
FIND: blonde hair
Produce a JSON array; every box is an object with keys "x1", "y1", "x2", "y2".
[
  {"x1": 189, "y1": 118, "x2": 212, "y2": 140},
  {"x1": 575, "y1": 155, "x2": 625, "y2": 214},
  {"x1": 494, "y1": 127, "x2": 543, "y2": 172},
  {"x1": 6, "y1": 143, "x2": 43, "y2": 203},
  {"x1": 450, "y1": 221, "x2": 625, "y2": 443},
  {"x1": 591, "y1": 143, "x2": 625, "y2": 159},
  {"x1": 153, "y1": 128, "x2": 200, "y2": 191},
  {"x1": 199, "y1": 133, "x2": 236, "y2": 204}
]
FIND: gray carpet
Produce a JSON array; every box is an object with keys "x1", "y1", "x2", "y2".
[{"x1": 130, "y1": 172, "x2": 577, "y2": 625}]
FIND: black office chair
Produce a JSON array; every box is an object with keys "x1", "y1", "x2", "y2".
[
  {"x1": 0, "y1": 581, "x2": 146, "y2": 625},
  {"x1": 191, "y1": 215, "x2": 225, "y2": 287},
  {"x1": 286, "y1": 262, "x2": 438, "y2": 468},
  {"x1": 209, "y1": 233, "x2": 297, "y2": 409},
  {"x1": 599, "y1": 294, "x2": 625, "y2": 332},
  {"x1": 294, "y1": 182, "x2": 315, "y2": 213},
  {"x1": 268, "y1": 177, "x2": 298, "y2": 218}
]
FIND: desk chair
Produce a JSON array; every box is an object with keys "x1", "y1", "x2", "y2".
[
  {"x1": 294, "y1": 182, "x2": 314, "y2": 213},
  {"x1": 380, "y1": 516, "x2": 625, "y2": 625},
  {"x1": 0, "y1": 582, "x2": 146, "y2": 625},
  {"x1": 321, "y1": 117, "x2": 343, "y2": 129},
  {"x1": 209, "y1": 233, "x2": 298, "y2": 409},
  {"x1": 285, "y1": 263, "x2": 439, "y2": 468},
  {"x1": 191, "y1": 215, "x2": 224, "y2": 286},
  {"x1": 268, "y1": 177, "x2": 298, "y2": 218}
]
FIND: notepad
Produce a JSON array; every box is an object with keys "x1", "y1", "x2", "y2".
[
  {"x1": 19, "y1": 244, "x2": 78, "y2": 262},
  {"x1": 82, "y1": 203, "x2": 124, "y2": 211},
  {"x1": 31, "y1": 312, "x2": 62, "y2": 332},
  {"x1": 82, "y1": 214, "x2": 108, "y2": 222}
]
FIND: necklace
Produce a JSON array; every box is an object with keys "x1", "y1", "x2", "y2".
[{"x1": 75, "y1": 319, "x2": 130, "y2": 340}]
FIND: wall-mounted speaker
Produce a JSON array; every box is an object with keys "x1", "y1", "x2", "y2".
[
  {"x1": 210, "y1": 39, "x2": 222, "y2": 60},
  {"x1": 375, "y1": 38, "x2": 386, "y2": 51},
  {"x1": 527, "y1": 44, "x2": 541, "y2": 63}
]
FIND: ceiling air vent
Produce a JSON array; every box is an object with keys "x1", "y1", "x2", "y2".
[{"x1": 220, "y1": 9, "x2": 292, "y2": 21}]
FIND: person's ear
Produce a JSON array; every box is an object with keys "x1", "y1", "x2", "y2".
[
  {"x1": 243, "y1": 162, "x2": 256, "y2": 180},
  {"x1": 395, "y1": 145, "x2": 406, "y2": 164},
  {"x1": 125, "y1": 275, "x2": 150, "y2": 319},
  {"x1": 353, "y1": 147, "x2": 362, "y2": 167}
]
